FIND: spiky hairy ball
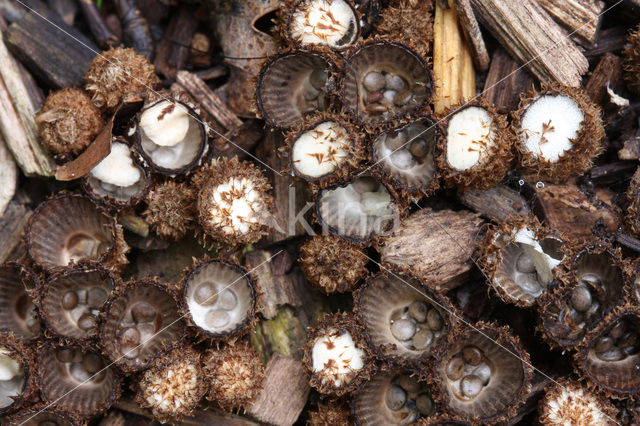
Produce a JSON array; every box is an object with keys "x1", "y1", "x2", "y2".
[
  {"x1": 84, "y1": 47, "x2": 161, "y2": 111},
  {"x1": 202, "y1": 341, "x2": 265, "y2": 411},
  {"x1": 375, "y1": 1, "x2": 433, "y2": 57},
  {"x1": 308, "y1": 400, "x2": 352, "y2": 425},
  {"x1": 143, "y1": 181, "x2": 196, "y2": 240},
  {"x1": 135, "y1": 346, "x2": 205, "y2": 423},
  {"x1": 193, "y1": 157, "x2": 274, "y2": 248},
  {"x1": 538, "y1": 379, "x2": 617, "y2": 425},
  {"x1": 299, "y1": 235, "x2": 368, "y2": 294},
  {"x1": 35, "y1": 88, "x2": 104, "y2": 156},
  {"x1": 624, "y1": 25, "x2": 640, "y2": 95}
]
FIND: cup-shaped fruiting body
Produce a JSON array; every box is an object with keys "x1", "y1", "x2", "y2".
[
  {"x1": 193, "y1": 157, "x2": 274, "y2": 248},
  {"x1": 371, "y1": 114, "x2": 441, "y2": 197},
  {"x1": 299, "y1": 235, "x2": 368, "y2": 294},
  {"x1": 256, "y1": 49, "x2": 336, "y2": 130},
  {"x1": 480, "y1": 219, "x2": 566, "y2": 308},
  {"x1": 438, "y1": 100, "x2": 514, "y2": 190},
  {"x1": 0, "y1": 335, "x2": 36, "y2": 416},
  {"x1": 575, "y1": 304, "x2": 640, "y2": 398},
  {"x1": 538, "y1": 243, "x2": 628, "y2": 349},
  {"x1": 374, "y1": 1, "x2": 433, "y2": 58},
  {"x1": 202, "y1": 341, "x2": 265, "y2": 411},
  {"x1": 280, "y1": 0, "x2": 360, "y2": 50},
  {"x1": 135, "y1": 346, "x2": 206, "y2": 423},
  {"x1": 35, "y1": 87, "x2": 105, "y2": 156},
  {"x1": 84, "y1": 139, "x2": 151, "y2": 209},
  {"x1": 285, "y1": 112, "x2": 366, "y2": 188},
  {"x1": 38, "y1": 266, "x2": 116, "y2": 342},
  {"x1": 6, "y1": 405, "x2": 76, "y2": 426},
  {"x1": 308, "y1": 400, "x2": 352, "y2": 425},
  {"x1": 315, "y1": 175, "x2": 401, "y2": 244},
  {"x1": 84, "y1": 47, "x2": 161, "y2": 111},
  {"x1": 37, "y1": 342, "x2": 120, "y2": 418},
  {"x1": 25, "y1": 194, "x2": 127, "y2": 273},
  {"x1": 135, "y1": 99, "x2": 208, "y2": 175},
  {"x1": 143, "y1": 181, "x2": 196, "y2": 241},
  {"x1": 431, "y1": 323, "x2": 533, "y2": 424},
  {"x1": 352, "y1": 369, "x2": 436, "y2": 425},
  {"x1": 538, "y1": 378, "x2": 617, "y2": 425},
  {"x1": 354, "y1": 273, "x2": 454, "y2": 365},
  {"x1": 623, "y1": 24, "x2": 640, "y2": 95},
  {"x1": 512, "y1": 83, "x2": 604, "y2": 182},
  {"x1": 99, "y1": 279, "x2": 185, "y2": 373},
  {"x1": 340, "y1": 40, "x2": 433, "y2": 126},
  {"x1": 180, "y1": 259, "x2": 256, "y2": 339},
  {"x1": 0, "y1": 263, "x2": 41, "y2": 340},
  {"x1": 302, "y1": 312, "x2": 374, "y2": 396}
]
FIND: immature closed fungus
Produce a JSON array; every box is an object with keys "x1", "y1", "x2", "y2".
[
  {"x1": 285, "y1": 112, "x2": 366, "y2": 187},
  {"x1": 315, "y1": 175, "x2": 401, "y2": 244},
  {"x1": 35, "y1": 87, "x2": 104, "y2": 156},
  {"x1": 256, "y1": 49, "x2": 335, "y2": 130},
  {"x1": 99, "y1": 279, "x2": 185, "y2": 373},
  {"x1": 299, "y1": 235, "x2": 368, "y2": 294},
  {"x1": 480, "y1": 219, "x2": 566, "y2": 308},
  {"x1": 135, "y1": 99, "x2": 209, "y2": 175},
  {"x1": 0, "y1": 335, "x2": 35, "y2": 416},
  {"x1": 438, "y1": 100, "x2": 514, "y2": 190},
  {"x1": 512, "y1": 83, "x2": 604, "y2": 182},
  {"x1": 37, "y1": 343, "x2": 120, "y2": 418},
  {"x1": 84, "y1": 47, "x2": 161, "y2": 111},
  {"x1": 340, "y1": 40, "x2": 433, "y2": 126},
  {"x1": 352, "y1": 369, "x2": 436, "y2": 425},
  {"x1": 432, "y1": 323, "x2": 533, "y2": 424},
  {"x1": 193, "y1": 157, "x2": 273, "y2": 248},
  {"x1": 624, "y1": 167, "x2": 640, "y2": 235},
  {"x1": 202, "y1": 341, "x2": 265, "y2": 411},
  {"x1": 308, "y1": 400, "x2": 352, "y2": 426},
  {"x1": 0, "y1": 263, "x2": 40, "y2": 340},
  {"x1": 180, "y1": 259, "x2": 256, "y2": 339},
  {"x1": 538, "y1": 243, "x2": 628, "y2": 349},
  {"x1": 25, "y1": 194, "x2": 128, "y2": 273},
  {"x1": 538, "y1": 378, "x2": 617, "y2": 425},
  {"x1": 143, "y1": 181, "x2": 196, "y2": 241},
  {"x1": 375, "y1": 0, "x2": 433, "y2": 58},
  {"x1": 575, "y1": 304, "x2": 640, "y2": 398},
  {"x1": 303, "y1": 312, "x2": 374, "y2": 396},
  {"x1": 371, "y1": 115, "x2": 441, "y2": 197},
  {"x1": 38, "y1": 266, "x2": 116, "y2": 341},
  {"x1": 135, "y1": 346, "x2": 206, "y2": 423},
  {"x1": 281, "y1": 0, "x2": 360, "y2": 49},
  {"x1": 623, "y1": 24, "x2": 640, "y2": 95},
  {"x1": 354, "y1": 273, "x2": 453, "y2": 365},
  {"x1": 84, "y1": 139, "x2": 151, "y2": 209}
]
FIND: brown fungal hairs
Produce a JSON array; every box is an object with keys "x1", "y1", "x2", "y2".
[{"x1": 143, "y1": 181, "x2": 196, "y2": 241}]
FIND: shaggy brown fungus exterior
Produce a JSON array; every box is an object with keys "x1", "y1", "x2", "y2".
[{"x1": 143, "y1": 181, "x2": 196, "y2": 240}]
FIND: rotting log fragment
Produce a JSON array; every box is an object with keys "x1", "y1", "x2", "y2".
[
  {"x1": 482, "y1": 48, "x2": 535, "y2": 112},
  {"x1": 453, "y1": 0, "x2": 490, "y2": 71},
  {"x1": 585, "y1": 53, "x2": 622, "y2": 105},
  {"x1": 458, "y1": 185, "x2": 532, "y2": 223},
  {"x1": 536, "y1": 0, "x2": 605, "y2": 46},
  {"x1": 378, "y1": 208, "x2": 484, "y2": 293}
]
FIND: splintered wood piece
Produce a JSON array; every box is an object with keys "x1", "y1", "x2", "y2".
[
  {"x1": 77, "y1": 0, "x2": 119, "y2": 48},
  {"x1": 453, "y1": 0, "x2": 490, "y2": 71},
  {"x1": 470, "y1": 0, "x2": 589, "y2": 86},
  {"x1": 246, "y1": 353, "x2": 310, "y2": 426},
  {"x1": 154, "y1": 6, "x2": 197, "y2": 78},
  {"x1": 0, "y1": 200, "x2": 31, "y2": 263},
  {"x1": 536, "y1": 0, "x2": 605, "y2": 46},
  {"x1": 214, "y1": 119, "x2": 263, "y2": 160},
  {"x1": 457, "y1": 185, "x2": 532, "y2": 222},
  {"x1": 176, "y1": 70, "x2": 242, "y2": 131},
  {"x1": 433, "y1": 0, "x2": 476, "y2": 114},
  {"x1": 113, "y1": 0, "x2": 154, "y2": 59},
  {"x1": 585, "y1": 53, "x2": 622, "y2": 105},
  {"x1": 482, "y1": 48, "x2": 535, "y2": 111},
  {"x1": 378, "y1": 208, "x2": 484, "y2": 293},
  {"x1": 585, "y1": 26, "x2": 627, "y2": 60},
  {"x1": 532, "y1": 183, "x2": 619, "y2": 240},
  {"x1": 4, "y1": 10, "x2": 98, "y2": 88},
  {"x1": 0, "y1": 133, "x2": 17, "y2": 216}
]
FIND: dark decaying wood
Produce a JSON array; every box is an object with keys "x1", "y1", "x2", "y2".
[
  {"x1": 77, "y1": 0, "x2": 119, "y2": 48},
  {"x1": 246, "y1": 353, "x2": 311, "y2": 426},
  {"x1": 470, "y1": 0, "x2": 588, "y2": 86},
  {"x1": 453, "y1": 0, "x2": 490, "y2": 71},
  {"x1": 0, "y1": 200, "x2": 31, "y2": 263},
  {"x1": 588, "y1": 160, "x2": 638, "y2": 185},
  {"x1": 532, "y1": 182, "x2": 619, "y2": 240},
  {"x1": 482, "y1": 48, "x2": 535, "y2": 112},
  {"x1": 154, "y1": 6, "x2": 198, "y2": 78},
  {"x1": 585, "y1": 53, "x2": 622, "y2": 105},
  {"x1": 457, "y1": 185, "x2": 532, "y2": 222},
  {"x1": 3, "y1": 10, "x2": 98, "y2": 89},
  {"x1": 113, "y1": 0, "x2": 154, "y2": 60},
  {"x1": 48, "y1": 0, "x2": 76, "y2": 26},
  {"x1": 378, "y1": 208, "x2": 484, "y2": 293},
  {"x1": 585, "y1": 26, "x2": 627, "y2": 61},
  {"x1": 536, "y1": 0, "x2": 604, "y2": 46}
]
